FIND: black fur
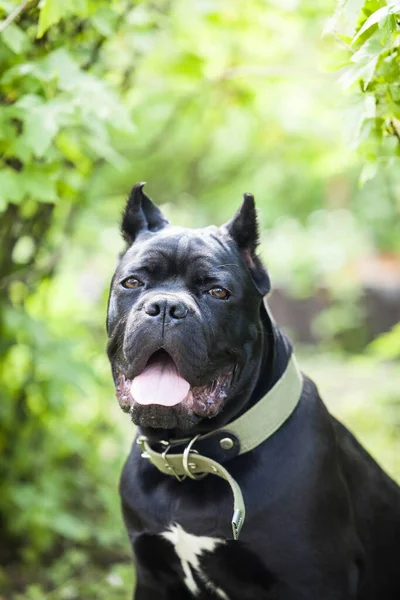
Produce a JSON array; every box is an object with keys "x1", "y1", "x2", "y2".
[
  {"x1": 107, "y1": 186, "x2": 400, "y2": 599},
  {"x1": 224, "y1": 193, "x2": 270, "y2": 295},
  {"x1": 121, "y1": 183, "x2": 170, "y2": 244}
]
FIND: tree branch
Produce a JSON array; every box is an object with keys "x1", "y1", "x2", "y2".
[
  {"x1": 330, "y1": 32, "x2": 354, "y2": 54},
  {"x1": 0, "y1": 0, "x2": 34, "y2": 33},
  {"x1": 391, "y1": 118, "x2": 400, "y2": 144}
]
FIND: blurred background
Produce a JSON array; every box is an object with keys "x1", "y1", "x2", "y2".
[{"x1": 0, "y1": 0, "x2": 399, "y2": 598}]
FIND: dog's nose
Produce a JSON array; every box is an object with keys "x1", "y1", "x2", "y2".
[
  {"x1": 169, "y1": 301, "x2": 188, "y2": 319},
  {"x1": 144, "y1": 301, "x2": 161, "y2": 317},
  {"x1": 144, "y1": 298, "x2": 188, "y2": 320}
]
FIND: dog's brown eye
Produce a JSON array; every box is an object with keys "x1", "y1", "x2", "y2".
[
  {"x1": 208, "y1": 287, "x2": 230, "y2": 300},
  {"x1": 122, "y1": 277, "x2": 142, "y2": 289}
]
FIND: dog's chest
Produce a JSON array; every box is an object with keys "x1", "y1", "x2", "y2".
[{"x1": 162, "y1": 524, "x2": 229, "y2": 598}]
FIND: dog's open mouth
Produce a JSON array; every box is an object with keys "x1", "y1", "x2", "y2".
[{"x1": 115, "y1": 350, "x2": 231, "y2": 426}]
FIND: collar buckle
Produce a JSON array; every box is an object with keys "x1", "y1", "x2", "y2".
[
  {"x1": 161, "y1": 442, "x2": 187, "y2": 482},
  {"x1": 138, "y1": 437, "x2": 187, "y2": 482},
  {"x1": 182, "y1": 434, "x2": 207, "y2": 480}
]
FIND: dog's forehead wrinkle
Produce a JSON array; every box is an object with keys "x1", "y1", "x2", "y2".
[
  {"x1": 210, "y1": 229, "x2": 232, "y2": 249},
  {"x1": 121, "y1": 229, "x2": 235, "y2": 279}
]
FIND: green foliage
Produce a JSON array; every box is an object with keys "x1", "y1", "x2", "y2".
[
  {"x1": 12, "y1": 551, "x2": 133, "y2": 600},
  {"x1": 330, "y1": 0, "x2": 400, "y2": 180},
  {"x1": 329, "y1": 0, "x2": 400, "y2": 369},
  {"x1": 0, "y1": 0, "x2": 133, "y2": 583},
  {"x1": 0, "y1": 0, "x2": 399, "y2": 597},
  {"x1": 368, "y1": 321, "x2": 400, "y2": 358}
]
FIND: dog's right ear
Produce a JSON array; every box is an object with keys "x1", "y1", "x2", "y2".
[
  {"x1": 121, "y1": 182, "x2": 170, "y2": 244},
  {"x1": 224, "y1": 193, "x2": 270, "y2": 295}
]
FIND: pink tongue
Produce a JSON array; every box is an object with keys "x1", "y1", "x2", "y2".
[{"x1": 131, "y1": 356, "x2": 190, "y2": 407}]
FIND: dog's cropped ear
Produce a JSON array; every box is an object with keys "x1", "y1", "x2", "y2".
[
  {"x1": 225, "y1": 193, "x2": 270, "y2": 295},
  {"x1": 121, "y1": 182, "x2": 170, "y2": 244}
]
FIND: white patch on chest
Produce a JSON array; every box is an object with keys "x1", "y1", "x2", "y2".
[{"x1": 162, "y1": 524, "x2": 230, "y2": 599}]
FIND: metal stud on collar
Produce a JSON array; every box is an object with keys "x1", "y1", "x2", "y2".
[{"x1": 220, "y1": 437, "x2": 234, "y2": 450}]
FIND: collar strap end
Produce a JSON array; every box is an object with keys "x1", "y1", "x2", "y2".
[{"x1": 232, "y1": 508, "x2": 244, "y2": 540}]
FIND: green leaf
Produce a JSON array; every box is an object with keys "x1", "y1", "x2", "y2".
[
  {"x1": 14, "y1": 94, "x2": 45, "y2": 111},
  {"x1": 0, "y1": 168, "x2": 24, "y2": 205},
  {"x1": 37, "y1": 0, "x2": 67, "y2": 38},
  {"x1": 21, "y1": 100, "x2": 73, "y2": 158},
  {"x1": 56, "y1": 131, "x2": 91, "y2": 170},
  {"x1": 351, "y1": 35, "x2": 382, "y2": 63},
  {"x1": 0, "y1": 110, "x2": 15, "y2": 140},
  {"x1": 379, "y1": 13, "x2": 397, "y2": 43},
  {"x1": 21, "y1": 166, "x2": 58, "y2": 203},
  {"x1": 37, "y1": 0, "x2": 90, "y2": 37},
  {"x1": 92, "y1": 8, "x2": 119, "y2": 37},
  {"x1": 40, "y1": 48, "x2": 82, "y2": 90},
  {"x1": 388, "y1": 1, "x2": 400, "y2": 14},
  {"x1": 368, "y1": 322, "x2": 400, "y2": 359},
  {"x1": 340, "y1": 36, "x2": 382, "y2": 90},
  {"x1": 0, "y1": 62, "x2": 48, "y2": 85},
  {"x1": 22, "y1": 108, "x2": 59, "y2": 158},
  {"x1": 324, "y1": 0, "x2": 366, "y2": 36},
  {"x1": 9, "y1": 136, "x2": 34, "y2": 162},
  {"x1": 359, "y1": 160, "x2": 378, "y2": 186},
  {"x1": 339, "y1": 55, "x2": 379, "y2": 89},
  {"x1": 389, "y1": 83, "x2": 400, "y2": 102},
  {"x1": 1, "y1": 23, "x2": 28, "y2": 54},
  {"x1": 51, "y1": 512, "x2": 91, "y2": 541},
  {"x1": 353, "y1": 6, "x2": 389, "y2": 42},
  {"x1": 380, "y1": 55, "x2": 400, "y2": 82},
  {"x1": 12, "y1": 236, "x2": 36, "y2": 264}
]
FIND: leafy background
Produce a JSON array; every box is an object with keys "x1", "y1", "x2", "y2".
[{"x1": 0, "y1": 0, "x2": 399, "y2": 598}]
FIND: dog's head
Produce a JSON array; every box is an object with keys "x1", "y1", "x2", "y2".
[{"x1": 107, "y1": 183, "x2": 271, "y2": 432}]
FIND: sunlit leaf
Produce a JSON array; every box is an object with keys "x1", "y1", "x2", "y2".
[
  {"x1": 353, "y1": 6, "x2": 389, "y2": 42},
  {"x1": 12, "y1": 236, "x2": 36, "y2": 264},
  {"x1": 92, "y1": 7, "x2": 119, "y2": 36},
  {"x1": 21, "y1": 166, "x2": 58, "y2": 202},
  {"x1": 359, "y1": 160, "x2": 378, "y2": 185},
  {"x1": 0, "y1": 168, "x2": 24, "y2": 204},
  {"x1": 37, "y1": 0, "x2": 67, "y2": 38},
  {"x1": 339, "y1": 54, "x2": 379, "y2": 89},
  {"x1": 368, "y1": 322, "x2": 400, "y2": 358},
  {"x1": 40, "y1": 48, "x2": 83, "y2": 90},
  {"x1": 21, "y1": 100, "x2": 74, "y2": 158},
  {"x1": 22, "y1": 108, "x2": 59, "y2": 157},
  {"x1": 325, "y1": 0, "x2": 366, "y2": 35},
  {"x1": 1, "y1": 23, "x2": 29, "y2": 54}
]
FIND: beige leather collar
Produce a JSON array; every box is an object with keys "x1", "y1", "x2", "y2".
[{"x1": 137, "y1": 353, "x2": 303, "y2": 539}]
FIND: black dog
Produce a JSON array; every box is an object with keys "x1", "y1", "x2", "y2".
[{"x1": 107, "y1": 183, "x2": 400, "y2": 600}]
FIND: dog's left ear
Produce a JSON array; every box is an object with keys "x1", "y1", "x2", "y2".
[
  {"x1": 121, "y1": 182, "x2": 169, "y2": 244},
  {"x1": 225, "y1": 193, "x2": 270, "y2": 295}
]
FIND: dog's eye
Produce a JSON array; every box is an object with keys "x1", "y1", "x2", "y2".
[
  {"x1": 208, "y1": 287, "x2": 230, "y2": 300},
  {"x1": 121, "y1": 277, "x2": 142, "y2": 289}
]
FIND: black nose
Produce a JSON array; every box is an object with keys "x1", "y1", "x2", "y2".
[
  {"x1": 169, "y1": 301, "x2": 188, "y2": 319},
  {"x1": 144, "y1": 298, "x2": 188, "y2": 320}
]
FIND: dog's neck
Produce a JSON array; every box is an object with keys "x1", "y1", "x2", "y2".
[
  {"x1": 250, "y1": 299, "x2": 293, "y2": 407},
  {"x1": 140, "y1": 300, "x2": 292, "y2": 443}
]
